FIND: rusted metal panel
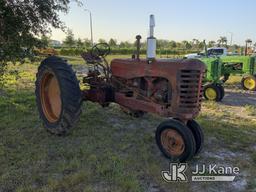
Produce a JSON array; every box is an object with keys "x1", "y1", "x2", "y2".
[
  {"x1": 81, "y1": 57, "x2": 205, "y2": 122},
  {"x1": 110, "y1": 58, "x2": 205, "y2": 121}
]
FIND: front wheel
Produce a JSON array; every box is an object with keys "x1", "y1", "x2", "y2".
[
  {"x1": 187, "y1": 120, "x2": 204, "y2": 155},
  {"x1": 155, "y1": 119, "x2": 196, "y2": 162},
  {"x1": 35, "y1": 56, "x2": 82, "y2": 135},
  {"x1": 241, "y1": 75, "x2": 256, "y2": 91},
  {"x1": 203, "y1": 84, "x2": 223, "y2": 102},
  {"x1": 216, "y1": 84, "x2": 225, "y2": 101}
]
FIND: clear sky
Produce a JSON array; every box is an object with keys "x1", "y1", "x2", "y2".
[{"x1": 51, "y1": 0, "x2": 256, "y2": 45}]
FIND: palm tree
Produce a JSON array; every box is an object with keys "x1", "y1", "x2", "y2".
[
  {"x1": 217, "y1": 37, "x2": 222, "y2": 46},
  {"x1": 246, "y1": 38, "x2": 252, "y2": 45},
  {"x1": 217, "y1": 36, "x2": 227, "y2": 47},
  {"x1": 169, "y1": 40, "x2": 177, "y2": 49},
  {"x1": 208, "y1": 41, "x2": 216, "y2": 48},
  {"x1": 223, "y1": 37, "x2": 228, "y2": 46},
  {"x1": 192, "y1": 39, "x2": 200, "y2": 49},
  {"x1": 181, "y1": 40, "x2": 188, "y2": 49},
  {"x1": 185, "y1": 42, "x2": 192, "y2": 50},
  {"x1": 245, "y1": 38, "x2": 252, "y2": 55},
  {"x1": 198, "y1": 41, "x2": 205, "y2": 50}
]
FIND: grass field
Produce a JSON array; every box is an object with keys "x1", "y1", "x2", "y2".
[{"x1": 0, "y1": 55, "x2": 256, "y2": 192}]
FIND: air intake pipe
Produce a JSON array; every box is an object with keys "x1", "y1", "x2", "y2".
[{"x1": 147, "y1": 15, "x2": 156, "y2": 61}]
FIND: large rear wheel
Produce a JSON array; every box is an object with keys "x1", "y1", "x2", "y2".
[
  {"x1": 35, "y1": 56, "x2": 82, "y2": 135},
  {"x1": 241, "y1": 75, "x2": 256, "y2": 91}
]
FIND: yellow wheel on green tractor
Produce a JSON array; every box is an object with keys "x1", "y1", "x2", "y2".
[
  {"x1": 241, "y1": 75, "x2": 256, "y2": 91},
  {"x1": 203, "y1": 84, "x2": 223, "y2": 102},
  {"x1": 205, "y1": 87, "x2": 217, "y2": 100}
]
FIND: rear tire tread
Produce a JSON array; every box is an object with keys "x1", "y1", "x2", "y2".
[{"x1": 35, "y1": 56, "x2": 82, "y2": 135}]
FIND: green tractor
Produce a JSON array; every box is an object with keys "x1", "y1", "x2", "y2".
[
  {"x1": 199, "y1": 57, "x2": 225, "y2": 102},
  {"x1": 184, "y1": 41, "x2": 225, "y2": 102},
  {"x1": 220, "y1": 56, "x2": 256, "y2": 91}
]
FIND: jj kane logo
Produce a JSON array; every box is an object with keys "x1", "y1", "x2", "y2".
[
  {"x1": 162, "y1": 163, "x2": 188, "y2": 182},
  {"x1": 162, "y1": 163, "x2": 240, "y2": 182}
]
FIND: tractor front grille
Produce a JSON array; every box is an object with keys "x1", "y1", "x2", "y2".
[{"x1": 179, "y1": 69, "x2": 203, "y2": 112}]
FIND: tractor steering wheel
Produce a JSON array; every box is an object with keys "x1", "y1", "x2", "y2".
[{"x1": 91, "y1": 43, "x2": 111, "y2": 57}]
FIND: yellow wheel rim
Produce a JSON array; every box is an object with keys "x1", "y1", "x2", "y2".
[
  {"x1": 244, "y1": 77, "x2": 256, "y2": 90},
  {"x1": 205, "y1": 87, "x2": 217, "y2": 100},
  {"x1": 40, "y1": 72, "x2": 62, "y2": 123}
]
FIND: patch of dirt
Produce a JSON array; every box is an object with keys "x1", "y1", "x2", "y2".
[
  {"x1": 232, "y1": 176, "x2": 248, "y2": 192},
  {"x1": 190, "y1": 137, "x2": 251, "y2": 192},
  {"x1": 214, "y1": 87, "x2": 256, "y2": 121},
  {"x1": 147, "y1": 183, "x2": 164, "y2": 192},
  {"x1": 201, "y1": 148, "x2": 251, "y2": 161},
  {"x1": 222, "y1": 87, "x2": 256, "y2": 107},
  {"x1": 252, "y1": 144, "x2": 256, "y2": 151}
]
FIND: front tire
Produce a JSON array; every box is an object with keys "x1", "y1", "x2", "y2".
[
  {"x1": 203, "y1": 84, "x2": 222, "y2": 101},
  {"x1": 216, "y1": 84, "x2": 225, "y2": 101},
  {"x1": 35, "y1": 56, "x2": 82, "y2": 135},
  {"x1": 155, "y1": 119, "x2": 196, "y2": 162},
  {"x1": 187, "y1": 120, "x2": 204, "y2": 155}
]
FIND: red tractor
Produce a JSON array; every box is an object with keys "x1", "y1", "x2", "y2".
[{"x1": 35, "y1": 15, "x2": 205, "y2": 162}]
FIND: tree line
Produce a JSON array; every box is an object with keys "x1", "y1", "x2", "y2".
[
  {"x1": 55, "y1": 30, "x2": 254, "y2": 49},
  {"x1": 42, "y1": 30, "x2": 255, "y2": 56}
]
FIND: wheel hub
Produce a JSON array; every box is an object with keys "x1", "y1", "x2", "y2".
[
  {"x1": 40, "y1": 72, "x2": 62, "y2": 123},
  {"x1": 244, "y1": 77, "x2": 255, "y2": 90},
  {"x1": 161, "y1": 129, "x2": 185, "y2": 156},
  {"x1": 205, "y1": 87, "x2": 217, "y2": 100}
]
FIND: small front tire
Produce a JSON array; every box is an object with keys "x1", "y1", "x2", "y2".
[
  {"x1": 155, "y1": 119, "x2": 196, "y2": 162},
  {"x1": 187, "y1": 120, "x2": 204, "y2": 155},
  {"x1": 203, "y1": 84, "x2": 222, "y2": 102},
  {"x1": 216, "y1": 84, "x2": 225, "y2": 101}
]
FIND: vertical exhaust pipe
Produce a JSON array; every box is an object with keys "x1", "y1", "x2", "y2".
[
  {"x1": 147, "y1": 15, "x2": 156, "y2": 62},
  {"x1": 135, "y1": 35, "x2": 142, "y2": 60}
]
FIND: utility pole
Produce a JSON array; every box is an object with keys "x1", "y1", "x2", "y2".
[
  {"x1": 84, "y1": 9, "x2": 94, "y2": 46},
  {"x1": 228, "y1": 32, "x2": 233, "y2": 46}
]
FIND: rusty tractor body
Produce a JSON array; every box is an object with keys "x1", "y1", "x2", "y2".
[
  {"x1": 84, "y1": 58, "x2": 204, "y2": 122},
  {"x1": 35, "y1": 15, "x2": 206, "y2": 162}
]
